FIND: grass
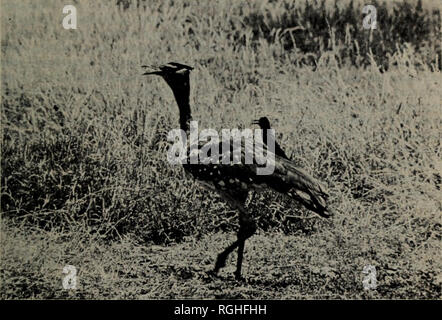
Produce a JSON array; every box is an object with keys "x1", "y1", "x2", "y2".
[{"x1": 1, "y1": 0, "x2": 441, "y2": 299}]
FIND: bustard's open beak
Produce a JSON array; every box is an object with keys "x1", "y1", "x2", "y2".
[
  {"x1": 252, "y1": 119, "x2": 260, "y2": 125},
  {"x1": 141, "y1": 65, "x2": 162, "y2": 76},
  {"x1": 143, "y1": 71, "x2": 162, "y2": 75}
]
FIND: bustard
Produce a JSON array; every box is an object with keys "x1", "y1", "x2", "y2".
[
  {"x1": 252, "y1": 116, "x2": 290, "y2": 160},
  {"x1": 143, "y1": 62, "x2": 334, "y2": 280}
]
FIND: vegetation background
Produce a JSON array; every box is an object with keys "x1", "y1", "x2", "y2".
[{"x1": 1, "y1": 0, "x2": 441, "y2": 299}]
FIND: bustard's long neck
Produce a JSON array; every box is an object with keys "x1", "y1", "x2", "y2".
[
  {"x1": 167, "y1": 76, "x2": 192, "y2": 133},
  {"x1": 177, "y1": 100, "x2": 192, "y2": 134}
]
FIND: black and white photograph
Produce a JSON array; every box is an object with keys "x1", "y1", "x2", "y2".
[{"x1": 1, "y1": 0, "x2": 441, "y2": 307}]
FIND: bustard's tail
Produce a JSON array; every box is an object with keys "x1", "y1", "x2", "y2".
[{"x1": 277, "y1": 157, "x2": 334, "y2": 218}]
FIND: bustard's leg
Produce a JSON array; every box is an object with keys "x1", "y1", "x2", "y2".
[
  {"x1": 234, "y1": 212, "x2": 257, "y2": 279},
  {"x1": 213, "y1": 239, "x2": 240, "y2": 274},
  {"x1": 235, "y1": 241, "x2": 245, "y2": 279},
  {"x1": 213, "y1": 197, "x2": 256, "y2": 279}
]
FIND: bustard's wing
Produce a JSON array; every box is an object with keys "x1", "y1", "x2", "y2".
[{"x1": 183, "y1": 139, "x2": 333, "y2": 218}]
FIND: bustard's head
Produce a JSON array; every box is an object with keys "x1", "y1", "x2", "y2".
[
  {"x1": 143, "y1": 62, "x2": 194, "y2": 128},
  {"x1": 142, "y1": 62, "x2": 193, "y2": 92},
  {"x1": 252, "y1": 117, "x2": 272, "y2": 129}
]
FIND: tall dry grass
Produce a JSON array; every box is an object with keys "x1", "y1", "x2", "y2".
[{"x1": 1, "y1": 0, "x2": 441, "y2": 298}]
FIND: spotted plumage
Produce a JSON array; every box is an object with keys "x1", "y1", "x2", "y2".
[{"x1": 143, "y1": 62, "x2": 335, "y2": 280}]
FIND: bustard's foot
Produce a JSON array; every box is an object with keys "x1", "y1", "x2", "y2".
[
  {"x1": 203, "y1": 270, "x2": 219, "y2": 282},
  {"x1": 234, "y1": 271, "x2": 245, "y2": 282},
  {"x1": 214, "y1": 252, "x2": 229, "y2": 274}
]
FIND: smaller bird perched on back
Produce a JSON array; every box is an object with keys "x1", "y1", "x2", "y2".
[{"x1": 252, "y1": 117, "x2": 290, "y2": 160}]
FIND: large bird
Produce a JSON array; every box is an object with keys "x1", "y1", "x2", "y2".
[{"x1": 142, "y1": 62, "x2": 334, "y2": 280}]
